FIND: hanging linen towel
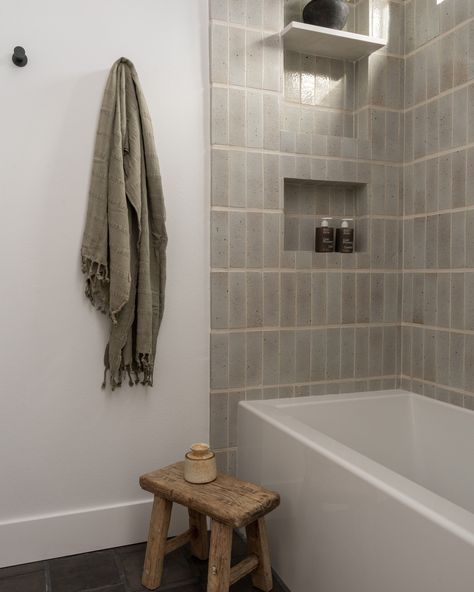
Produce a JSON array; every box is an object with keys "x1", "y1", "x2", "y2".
[{"x1": 81, "y1": 58, "x2": 167, "y2": 389}]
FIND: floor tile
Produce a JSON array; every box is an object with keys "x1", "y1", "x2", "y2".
[
  {"x1": 161, "y1": 584, "x2": 202, "y2": 592},
  {"x1": 188, "y1": 531, "x2": 248, "y2": 581},
  {"x1": 0, "y1": 561, "x2": 45, "y2": 579},
  {"x1": 273, "y1": 573, "x2": 291, "y2": 592},
  {"x1": 229, "y1": 574, "x2": 255, "y2": 591},
  {"x1": 0, "y1": 570, "x2": 46, "y2": 592},
  {"x1": 0, "y1": 533, "x2": 290, "y2": 592},
  {"x1": 114, "y1": 542, "x2": 146, "y2": 556},
  {"x1": 118, "y1": 544, "x2": 200, "y2": 591},
  {"x1": 230, "y1": 573, "x2": 288, "y2": 591},
  {"x1": 49, "y1": 549, "x2": 121, "y2": 592},
  {"x1": 86, "y1": 586, "x2": 126, "y2": 592}
]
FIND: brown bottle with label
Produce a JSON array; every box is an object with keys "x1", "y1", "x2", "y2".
[
  {"x1": 315, "y1": 218, "x2": 335, "y2": 252},
  {"x1": 335, "y1": 219, "x2": 354, "y2": 253}
]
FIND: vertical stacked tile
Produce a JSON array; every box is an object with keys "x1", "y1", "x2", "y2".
[
  {"x1": 210, "y1": 0, "x2": 405, "y2": 474},
  {"x1": 401, "y1": 0, "x2": 474, "y2": 410},
  {"x1": 210, "y1": 0, "x2": 282, "y2": 473}
]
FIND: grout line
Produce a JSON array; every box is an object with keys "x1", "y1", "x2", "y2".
[
  {"x1": 212, "y1": 82, "x2": 281, "y2": 98},
  {"x1": 214, "y1": 137, "x2": 472, "y2": 169},
  {"x1": 285, "y1": 97, "x2": 359, "y2": 116},
  {"x1": 399, "y1": 374, "x2": 474, "y2": 403},
  {"x1": 112, "y1": 549, "x2": 130, "y2": 592},
  {"x1": 213, "y1": 208, "x2": 390, "y2": 220},
  {"x1": 44, "y1": 562, "x2": 52, "y2": 592},
  {"x1": 404, "y1": 16, "x2": 474, "y2": 60},
  {"x1": 211, "y1": 322, "x2": 400, "y2": 334},
  {"x1": 403, "y1": 139, "x2": 474, "y2": 166},
  {"x1": 283, "y1": 212, "x2": 401, "y2": 220},
  {"x1": 448, "y1": 189, "x2": 454, "y2": 336},
  {"x1": 210, "y1": 18, "x2": 281, "y2": 36},
  {"x1": 211, "y1": 268, "x2": 401, "y2": 273},
  {"x1": 283, "y1": 100, "x2": 399, "y2": 117},
  {"x1": 72, "y1": 584, "x2": 131, "y2": 592},
  {"x1": 401, "y1": 322, "x2": 474, "y2": 337},
  {"x1": 402, "y1": 204, "x2": 474, "y2": 218},
  {"x1": 404, "y1": 77, "x2": 473, "y2": 114},
  {"x1": 92, "y1": 586, "x2": 125, "y2": 592},
  {"x1": 353, "y1": 103, "x2": 404, "y2": 115},
  {"x1": 212, "y1": 206, "x2": 283, "y2": 214},
  {"x1": 211, "y1": 375, "x2": 400, "y2": 395},
  {"x1": 401, "y1": 268, "x2": 474, "y2": 273},
  {"x1": 401, "y1": 0, "x2": 409, "y2": 349},
  {"x1": 211, "y1": 143, "x2": 403, "y2": 166}
]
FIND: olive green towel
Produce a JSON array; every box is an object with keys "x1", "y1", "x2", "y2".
[{"x1": 81, "y1": 58, "x2": 167, "y2": 389}]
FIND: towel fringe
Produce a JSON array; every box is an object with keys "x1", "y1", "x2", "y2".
[
  {"x1": 101, "y1": 367, "x2": 108, "y2": 390},
  {"x1": 82, "y1": 256, "x2": 110, "y2": 316},
  {"x1": 82, "y1": 256, "x2": 110, "y2": 283},
  {"x1": 126, "y1": 366, "x2": 134, "y2": 387},
  {"x1": 101, "y1": 354, "x2": 154, "y2": 390}
]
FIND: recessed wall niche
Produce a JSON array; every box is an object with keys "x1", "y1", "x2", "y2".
[
  {"x1": 284, "y1": 178, "x2": 368, "y2": 253},
  {"x1": 282, "y1": 0, "x2": 391, "y2": 143},
  {"x1": 283, "y1": 51, "x2": 356, "y2": 139}
]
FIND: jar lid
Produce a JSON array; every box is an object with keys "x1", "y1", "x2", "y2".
[{"x1": 186, "y1": 442, "x2": 215, "y2": 461}]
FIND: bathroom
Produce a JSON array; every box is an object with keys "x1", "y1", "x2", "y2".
[{"x1": 0, "y1": 0, "x2": 473, "y2": 591}]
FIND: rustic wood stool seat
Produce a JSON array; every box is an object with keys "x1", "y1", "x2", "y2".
[{"x1": 139, "y1": 462, "x2": 280, "y2": 592}]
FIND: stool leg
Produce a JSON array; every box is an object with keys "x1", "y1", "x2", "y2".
[
  {"x1": 245, "y1": 518, "x2": 273, "y2": 592},
  {"x1": 188, "y1": 509, "x2": 209, "y2": 560},
  {"x1": 207, "y1": 520, "x2": 233, "y2": 592},
  {"x1": 142, "y1": 496, "x2": 172, "y2": 590}
]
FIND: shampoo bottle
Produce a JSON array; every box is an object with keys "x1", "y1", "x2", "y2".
[
  {"x1": 315, "y1": 218, "x2": 335, "y2": 252},
  {"x1": 336, "y1": 218, "x2": 354, "y2": 253}
]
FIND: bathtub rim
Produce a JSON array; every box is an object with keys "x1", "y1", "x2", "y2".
[{"x1": 238, "y1": 389, "x2": 474, "y2": 546}]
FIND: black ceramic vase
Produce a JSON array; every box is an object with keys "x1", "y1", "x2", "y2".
[{"x1": 302, "y1": 0, "x2": 350, "y2": 30}]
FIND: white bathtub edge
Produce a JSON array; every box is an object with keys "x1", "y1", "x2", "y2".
[{"x1": 239, "y1": 390, "x2": 474, "y2": 546}]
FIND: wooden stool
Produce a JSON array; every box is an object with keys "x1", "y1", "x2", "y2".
[{"x1": 139, "y1": 462, "x2": 280, "y2": 592}]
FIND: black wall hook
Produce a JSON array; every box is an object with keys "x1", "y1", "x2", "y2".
[{"x1": 12, "y1": 46, "x2": 27, "y2": 67}]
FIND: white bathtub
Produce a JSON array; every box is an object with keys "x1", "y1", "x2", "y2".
[{"x1": 238, "y1": 390, "x2": 474, "y2": 592}]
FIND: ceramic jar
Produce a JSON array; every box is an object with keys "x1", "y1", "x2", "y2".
[{"x1": 184, "y1": 443, "x2": 217, "y2": 484}]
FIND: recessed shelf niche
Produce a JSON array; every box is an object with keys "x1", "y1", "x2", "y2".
[
  {"x1": 284, "y1": 178, "x2": 368, "y2": 254},
  {"x1": 281, "y1": 17, "x2": 387, "y2": 143}
]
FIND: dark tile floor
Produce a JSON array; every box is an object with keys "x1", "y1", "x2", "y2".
[{"x1": 0, "y1": 533, "x2": 289, "y2": 592}]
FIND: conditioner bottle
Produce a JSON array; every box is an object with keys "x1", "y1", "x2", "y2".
[{"x1": 336, "y1": 218, "x2": 354, "y2": 253}]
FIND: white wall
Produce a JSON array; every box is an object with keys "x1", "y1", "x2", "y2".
[{"x1": 0, "y1": 0, "x2": 209, "y2": 567}]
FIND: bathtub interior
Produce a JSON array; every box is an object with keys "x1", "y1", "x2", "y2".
[{"x1": 271, "y1": 391, "x2": 474, "y2": 514}]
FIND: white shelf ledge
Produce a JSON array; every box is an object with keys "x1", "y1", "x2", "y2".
[
  {"x1": 285, "y1": 177, "x2": 367, "y2": 188},
  {"x1": 281, "y1": 21, "x2": 385, "y2": 61}
]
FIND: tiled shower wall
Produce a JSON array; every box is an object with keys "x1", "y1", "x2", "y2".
[
  {"x1": 401, "y1": 0, "x2": 474, "y2": 409},
  {"x1": 209, "y1": 0, "x2": 405, "y2": 472}
]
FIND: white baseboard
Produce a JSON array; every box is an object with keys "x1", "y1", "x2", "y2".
[{"x1": 0, "y1": 499, "x2": 187, "y2": 568}]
